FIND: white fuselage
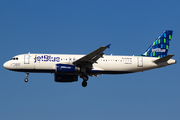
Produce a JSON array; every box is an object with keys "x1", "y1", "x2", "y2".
[{"x1": 3, "y1": 53, "x2": 176, "y2": 75}]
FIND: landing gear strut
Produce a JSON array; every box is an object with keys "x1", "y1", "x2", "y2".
[{"x1": 24, "y1": 72, "x2": 29, "y2": 82}]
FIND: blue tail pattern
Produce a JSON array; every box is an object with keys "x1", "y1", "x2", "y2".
[{"x1": 141, "y1": 30, "x2": 173, "y2": 58}]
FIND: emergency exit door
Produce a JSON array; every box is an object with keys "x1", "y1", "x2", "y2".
[{"x1": 137, "y1": 57, "x2": 143, "y2": 67}]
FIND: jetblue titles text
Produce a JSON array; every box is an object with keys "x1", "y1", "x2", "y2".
[{"x1": 34, "y1": 55, "x2": 60, "y2": 63}]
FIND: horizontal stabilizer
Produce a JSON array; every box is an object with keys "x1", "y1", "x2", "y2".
[{"x1": 153, "y1": 54, "x2": 174, "y2": 64}]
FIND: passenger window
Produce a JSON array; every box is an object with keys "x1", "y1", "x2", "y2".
[{"x1": 16, "y1": 58, "x2": 18, "y2": 60}]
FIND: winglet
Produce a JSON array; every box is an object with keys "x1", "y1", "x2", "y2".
[{"x1": 106, "y1": 44, "x2": 111, "y2": 49}]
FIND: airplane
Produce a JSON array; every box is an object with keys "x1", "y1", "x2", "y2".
[{"x1": 3, "y1": 30, "x2": 176, "y2": 87}]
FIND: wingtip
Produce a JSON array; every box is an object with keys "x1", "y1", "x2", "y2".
[{"x1": 106, "y1": 44, "x2": 111, "y2": 49}]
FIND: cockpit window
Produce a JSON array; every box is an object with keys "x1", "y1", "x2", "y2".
[{"x1": 11, "y1": 57, "x2": 18, "y2": 60}]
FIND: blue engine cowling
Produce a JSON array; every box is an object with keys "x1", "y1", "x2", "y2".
[
  {"x1": 56, "y1": 64, "x2": 80, "y2": 73},
  {"x1": 54, "y1": 73, "x2": 78, "y2": 82}
]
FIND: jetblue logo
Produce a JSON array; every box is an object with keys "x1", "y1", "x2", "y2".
[
  {"x1": 61, "y1": 66, "x2": 71, "y2": 69},
  {"x1": 152, "y1": 48, "x2": 166, "y2": 52},
  {"x1": 34, "y1": 55, "x2": 60, "y2": 63}
]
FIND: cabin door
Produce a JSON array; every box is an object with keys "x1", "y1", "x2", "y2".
[
  {"x1": 24, "y1": 54, "x2": 30, "y2": 64},
  {"x1": 137, "y1": 57, "x2": 143, "y2": 67}
]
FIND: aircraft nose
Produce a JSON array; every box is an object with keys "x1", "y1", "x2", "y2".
[{"x1": 3, "y1": 62, "x2": 9, "y2": 69}]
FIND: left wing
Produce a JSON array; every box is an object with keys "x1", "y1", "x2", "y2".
[{"x1": 73, "y1": 44, "x2": 111, "y2": 68}]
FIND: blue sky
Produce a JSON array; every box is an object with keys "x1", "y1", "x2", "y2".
[{"x1": 0, "y1": 0, "x2": 180, "y2": 120}]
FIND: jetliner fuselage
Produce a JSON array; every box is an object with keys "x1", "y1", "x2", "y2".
[{"x1": 3, "y1": 54, "x2": 176, "y2": 74}]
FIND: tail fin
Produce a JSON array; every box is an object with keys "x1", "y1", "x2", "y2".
[{"x1": 141, "y1": 30, "x2": 173, "y2": 58}]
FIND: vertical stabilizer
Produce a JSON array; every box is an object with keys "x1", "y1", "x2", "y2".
[{"x1": 141, "y1": 30, "x2": 173, "y2": 58}]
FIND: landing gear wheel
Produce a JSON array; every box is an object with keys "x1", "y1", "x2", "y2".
[
  {"x1": 24, "y1": 78, "x2": 28, "y2": 82},
  {"x1": 82, "y1": 81, "x2": 87, "y2": 87}
]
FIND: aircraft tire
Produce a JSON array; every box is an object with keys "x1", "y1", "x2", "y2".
[
  {"x1": 24, "y1": 78, "x2": 28, "y2": 82},
  {"x1": 82, "y1": 81, "x2": 87, "y2": 87}
]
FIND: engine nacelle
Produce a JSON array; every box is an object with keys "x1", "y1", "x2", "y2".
[
  {"x1": 54, "y1": 73, "x2": 78, "y2": 82},
  {"x1": 56, "y1": 64, "x2": 80, "y2": 73}
]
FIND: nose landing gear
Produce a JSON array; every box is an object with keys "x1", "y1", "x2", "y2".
[{"x1": 24, "y1": 72, "x2": 29, "y2": 82}]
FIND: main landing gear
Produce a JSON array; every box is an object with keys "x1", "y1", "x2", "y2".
[
  {"x1": 24, "y1": 72, "x2": 29, "y2": 82},
  {"x1": 81, "y1": 75, "x2": 89, "y2": 87}
]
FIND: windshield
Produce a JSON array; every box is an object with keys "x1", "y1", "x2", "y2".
[{"x1": 11, "y1": 57, "x2": 18, "y2": 60}]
